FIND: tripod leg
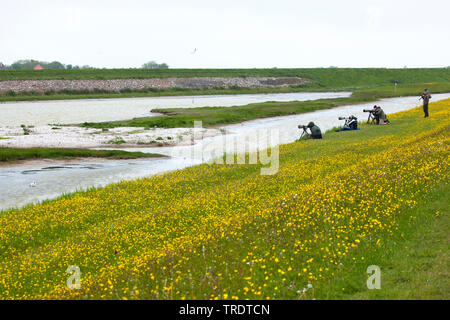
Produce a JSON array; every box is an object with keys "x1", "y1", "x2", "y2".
[
  {"x1": 299, "y1": 132, "x2": 305, "y2": 141},
  {"x1": 298, "y1": 129, "x2": 307, "y2": 141}
]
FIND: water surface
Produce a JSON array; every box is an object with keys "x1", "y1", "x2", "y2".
[{"x1": 0, "y1": 91, "x2": 351, "y2": 127}]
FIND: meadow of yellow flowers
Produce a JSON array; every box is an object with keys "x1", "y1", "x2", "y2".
[{"x1": 0, "y1": 99, "x2": 449, "y2": 299}]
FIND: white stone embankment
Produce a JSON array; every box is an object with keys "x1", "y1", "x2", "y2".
[{"x1": 0, "y1": 77, "x2": 307, "y2": 93}]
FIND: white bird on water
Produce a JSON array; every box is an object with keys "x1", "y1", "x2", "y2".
[
  {"x1": 29, "y1": 181, "x2": 37, "y2": 187},
  {"x1": 191, "y1": 48, "x2": 197, "y2": 54}
]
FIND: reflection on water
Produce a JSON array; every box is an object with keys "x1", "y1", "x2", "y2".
[
  {"x1": 1, "y1": 93, "x2": 449, "y2": 211},
  {"x1": 21, "y1": 164, "x2": 107, "y2": 174}
]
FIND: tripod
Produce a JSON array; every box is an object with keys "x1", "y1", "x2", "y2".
[
  {"x1": 367, "y1": 112, "x2": 376, "y2": 124},
  {"x1": 298, "y1": 127, "x2": 309, "y2": 141}
]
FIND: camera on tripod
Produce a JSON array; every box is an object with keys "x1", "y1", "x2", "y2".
[
  {"x1": 363, "y1": 106, "x2": 378, "y2": 124},
  {"x1": 297, "y1": 124, "x2": 309, "y2": 140}
]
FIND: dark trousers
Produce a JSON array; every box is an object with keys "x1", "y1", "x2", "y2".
[{"x1": 423, "y1": 103, "x2": 429, "y2": 117}]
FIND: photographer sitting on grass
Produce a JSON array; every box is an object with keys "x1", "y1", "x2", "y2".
[
  {"x1": 298, "y1": 122, "x2": 322, "y2": 140},
  {"x1": 336, "y1": 115, "x2": 359, "y2": 131}
]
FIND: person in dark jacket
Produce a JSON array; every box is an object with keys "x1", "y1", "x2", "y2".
[
  {"x1": 374, "y1": 106, "x2": 389, "y2": 125},
  {"x1": 307, "y1": 122, "x2": 322, "y2": 139},
  {"x1": 337, "y1": 115, "x2": 359, "y2": 131},
  {"x1": 298, "y1": 122, "x2": 322, "y2": 140},
  {"x1": 420, "y1": 89, "x2": 431, "y2": 118}
]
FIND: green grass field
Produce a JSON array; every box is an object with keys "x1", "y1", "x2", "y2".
[
  {"x1": 0, "y1": 99, "x2": 448, "y2": 299},
  {"x1": 0, "y1": 148, "x2": 163, "y2": 164},
  {"x1": 338, "y1": 184, "x2": 449, "y2": 299},
  {"x1": 1, "y1": 68, "x2": 449, "y2": 101}
]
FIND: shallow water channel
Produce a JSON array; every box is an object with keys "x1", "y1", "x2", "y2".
[{"x1": 0, "y1": 91, "x2": 351, "y2": 127}]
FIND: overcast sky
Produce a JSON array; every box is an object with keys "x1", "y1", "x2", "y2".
[{"x1": 1, "y1": 0, "x2": 449, "y2": 68}]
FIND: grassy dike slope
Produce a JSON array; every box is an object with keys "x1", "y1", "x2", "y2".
[{"x1": 0, "y1": 99, "x2": 448, "y2": 299}]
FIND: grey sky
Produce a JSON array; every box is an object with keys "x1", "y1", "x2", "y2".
[{"x1": 1, "y1": 0, "x2": 449, "y2": 68}]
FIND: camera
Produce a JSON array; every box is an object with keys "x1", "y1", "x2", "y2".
[
  {"x1": 338, "y1": 116, "x2": 349, "y2": 120},
  {"x1": 363, "y1": 109, "x2": 376, "y2": 113}
]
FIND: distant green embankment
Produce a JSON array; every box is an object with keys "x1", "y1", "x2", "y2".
[
  {"x1": 0, "y1": 68, "x2": 449, "y2": 85},
  {"x1": 0, "y1": 68, "x2": 448, "y2": 102}
]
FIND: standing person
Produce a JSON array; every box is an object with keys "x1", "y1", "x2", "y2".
[{"x1": 420, "y1": 89, "x2": 431, "y2": 118}]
